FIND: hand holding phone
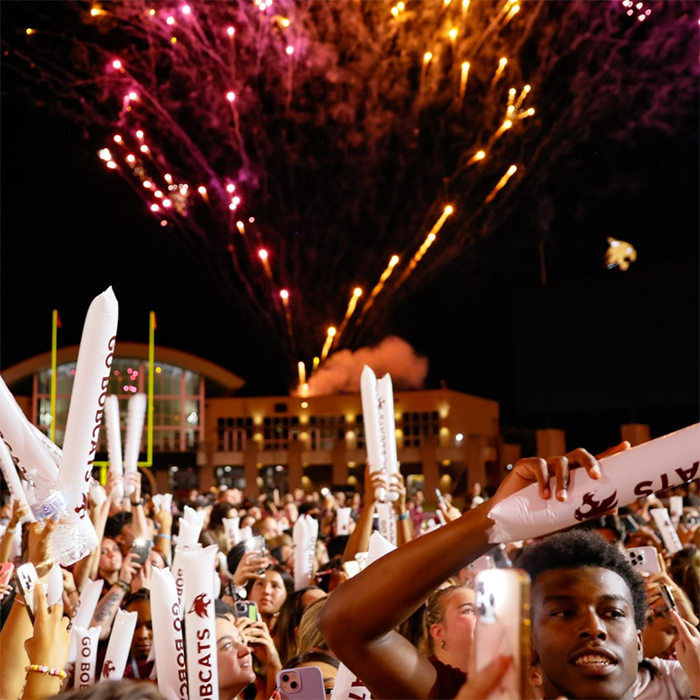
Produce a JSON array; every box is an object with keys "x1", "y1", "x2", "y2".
[
  {"x1": 244, "y1": 536, "x2": 268, "y2": 575},
  {"x1": 627, "y1": 546, "x2": 660, "y2": 575},
  {"x1": 235, "y1": 600, "x2": 260, "y2": 621},
  {"x1": 277, "y1": 666, "x2": 325, "y2": 700},
  {"x1": 15, "y1": 562, "x2": 40, "y2": 622},
  {"x1": 659, "y1": 583, "x2": 677, "y2": 613},
  {"x1": 475, "y1": 569, "x2": 531, "y2": 700},
  {"x1": 435, "y1": 489, "x2": 448, "y2": 510},
  {"x1": 130, "y1": 538, "x2": 153, "y2": 566}
]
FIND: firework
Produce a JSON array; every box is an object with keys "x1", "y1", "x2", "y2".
[
  {"x1": 484, "y1": 165, "x2": 518, "y2": 204},
  {"x1": 8, "y1": 0, "x2": 694, "y2": 382},
  {"x1": 320, "y1": 326, "x2": 337, "y2": 363},
  {"x1": 336, "y1": 287, "x2": 363, "y2": 342}
]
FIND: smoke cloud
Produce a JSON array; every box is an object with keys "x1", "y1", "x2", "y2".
[{"x1": 305, "y1": 336, "x2": 429, "y2": 396}]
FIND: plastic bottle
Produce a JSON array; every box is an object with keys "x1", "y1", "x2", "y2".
[{"x1": 25, "y1": 471, "x2": 91, "y2": 566}]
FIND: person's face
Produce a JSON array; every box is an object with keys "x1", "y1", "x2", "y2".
[
  {"x1": 216, "y1": 617, "x2": 255, "y2": 697},
  {"x1": 275, "y1": 544, "x2": 294, "y2": 574},
  {"x1": 432, "y1": 588, "x2": 476, "y2": 657},
  {"x1": 531, "y1": 567, "x2": 642, "y2": 700},
  {"x1": 126, "y1": 599, "x2": 153, "y2": 661},
  {"x1": 642, "y1": 613, "x2": 678, "y2": 659},
  {"x1": 99, "y1": 538, "x2": 123, "y2": 574},
  {"x1": 249, "y1": 570, "x2": 287, "y2": 616},
  {"x1": 240, "y1": 515, "x2": 256, "y2": 529},
  {"x1": 247, "y1": 506, "x2": 262, "y2": 521},
  {"x1": 259, "y1": 517, "x2": 279, "y2": 539},
  {"x1": 295, "y1": 661, "x2": 337, "y2": 695},
  {"x1": 148, "y1": 549, "x2": 166, "y2": 569},
  {"x1": 115, "y1": 524, "x2": 138, "y2": 555}
]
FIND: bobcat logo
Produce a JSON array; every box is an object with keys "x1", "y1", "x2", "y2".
[
  {"x1": 75, "y1": 493, "x2": 89, "y2": 518},
  {"x1": 605, "y1": 237, "x2": 637, "y2": 271},
  {"x1": 574, "y1": 491, "x2": 619, "y2": 522},
  {"x1": 102, "y1": 660, "x2": 116, "y2": 678},
  {"x1": 188, "y1": 593, "x2": 211, "y2": 618}
]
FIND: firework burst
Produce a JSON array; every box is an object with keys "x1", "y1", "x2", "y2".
[{"x1": 3, "y1": 0, "x2": 697, "y2": 390}]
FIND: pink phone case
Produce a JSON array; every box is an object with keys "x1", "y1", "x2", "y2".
[
  {"x1": 0, "y1": 562, "x2": 14, "y2": 587},
  {"x1": 475, "y1": 569, "x2": 531, "y2": 700},
  {"x1": 277, "y1": 666, "x2": 325, "y2": 700},
  {"x1": 627, "y1": 546, "x2": 660, "y2": 574}
]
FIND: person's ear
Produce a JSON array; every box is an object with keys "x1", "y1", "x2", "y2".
[
  {"x1": 430, "y1": 622, "x2": 445, "y2": 646},
  {"x1": 529, "y1": 660, "x2": 543, "y2": 688},
  {"x1": 636, "y1": 630, "x2": 643, "y2": 663}
]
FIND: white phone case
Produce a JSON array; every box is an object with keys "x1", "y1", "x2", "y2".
[
  {"x1": 15, "y1": 562, "x2": 40, "y2": 621},
  {"x1": 627, "y1": 546, "x2": 660, "y2": 574}
]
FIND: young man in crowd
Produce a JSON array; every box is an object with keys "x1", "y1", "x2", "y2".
[{"x1": 318, "y1": 445, "x2": 700, "y2": 700}]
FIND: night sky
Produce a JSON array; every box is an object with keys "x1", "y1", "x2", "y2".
[{"x1": 1, "y1": 1, "x2": 698, "y2": 453}]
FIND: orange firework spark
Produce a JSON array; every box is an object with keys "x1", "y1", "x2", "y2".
[
  {"x1": 320, "y1": 326, "x2": 337, "y2": 363},
  {"x1": 279, "y1": 288, "x2": 294, "y2": 341},
  {"x1": 394, "y1": 206, "x2": 454, "y2": 289},
  {"x1": 484, "y1": 165, "x2": 518, "y2": 204},
  {"x1": 356, "y1": 254, "x2": 400, "y2": 324},
  {"x1": 336, "y1": 286, "x2": 363, "y2": 341}
]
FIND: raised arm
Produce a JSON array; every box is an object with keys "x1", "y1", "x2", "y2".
[
  {"x1": 341, "y1": 466, "x2": 379, "y2": 565},
  {"x1": 0, "y1": 520, "x2": 56, "y2": 700},
  {"x1": 0, "y1": 501, "x2": 28, "y2": 563},
  {"x1": 318, "y1": 448, "x2": 602, "y2": 700}
]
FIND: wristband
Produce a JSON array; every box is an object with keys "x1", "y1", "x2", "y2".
[
  {"x1": 396, "y1": 512, "x2": 409, "y2": 521},
  {"x1": 156, "y1": 533, "x2": 172, "y2": 540},
  {"x1": 116, "y1": 579, "x2": 131, "y2": 594},
  {"x1": 4, "y1": 527, "x2": 16, "y2": 534},
  {"x1": 25, "y1": 664, "x2": 67, "y2": 680},
  {"x1": 131, "y1": 499, "x2": 144, "y2": 507}
]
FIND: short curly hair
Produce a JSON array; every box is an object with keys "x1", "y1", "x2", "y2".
[{"x1": 517, "y1": 530, "x2": 647, "y2": 630}]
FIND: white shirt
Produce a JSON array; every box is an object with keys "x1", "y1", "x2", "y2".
[{"x1": 632, "y1": 658, "x2": 692, "y2": 700}]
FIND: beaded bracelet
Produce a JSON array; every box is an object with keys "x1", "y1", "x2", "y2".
[
  {"x1": 25, "y1": 664, "x2": 67, "y2": 680},
  {"x1": 116, "y1": 579, "x2": 131, "y2": 594}
]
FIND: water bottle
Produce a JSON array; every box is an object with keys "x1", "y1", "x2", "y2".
[{"x1": 25, "y1": 471, "x2": 91, "y2": 567}]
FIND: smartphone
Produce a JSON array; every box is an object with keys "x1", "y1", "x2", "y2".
[
  {"x1": 235, "y1": 600, "x2": 260, "y2": 622},
  {"x1": 623, "y1": 514, "x2": 640, "y2": 533},
  {"x1": 0, "y1": 562, "x2": 15, "y2": 587},
  {"x1": 660, "y1": 583, "x2": 677, "y2": 612},
  {"x1": 277, "y1": 666, "x2": 325, "y2": 700},
  {"x1": 244, "y1": 535, "x2": 268, "y2": 575},
  {"x1": 475, "y1": 569, "x2": 531, "y2": 700},
  {"x1": 130, "y1": 538, "x2": 153, "y2": 566},
  {"x1": 15, "y1": 562, "x2": 39, "y2": 623},
  {"x1": 627, "y1": 546, "x2": 660, "y2": 575},
  {"x1": 435, "y1": 488, "x2": 448, "y2": 510}
]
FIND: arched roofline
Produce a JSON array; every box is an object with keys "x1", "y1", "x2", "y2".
[{"x1": 2, "y1": 342, "x2": 245, "y2": 395}]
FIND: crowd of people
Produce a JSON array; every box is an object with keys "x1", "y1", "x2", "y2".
[{"x1": 0, "y1": 444, "x2": 698, "y2": 700}]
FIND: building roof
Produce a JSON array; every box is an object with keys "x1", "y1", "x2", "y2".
[{"x1": 2, "y1": 342, "x2": 245, "y2": 396}]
